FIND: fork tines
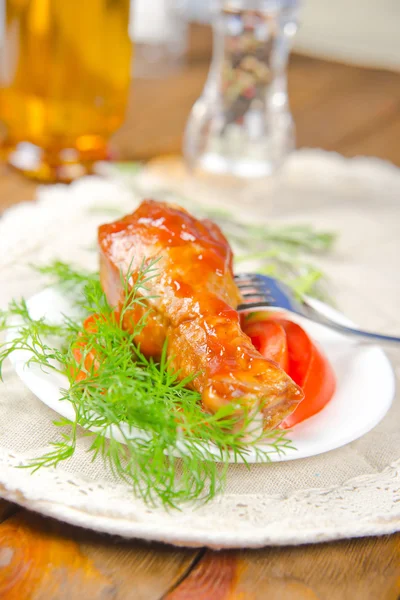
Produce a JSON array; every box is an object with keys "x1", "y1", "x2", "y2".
[{"x1": 234, "y1": 273, "x2": 272, "y2": 307}]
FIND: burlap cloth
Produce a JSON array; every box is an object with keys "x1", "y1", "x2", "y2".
[{"x1": 0, "y1": 149, "x2": 399, "y2": 548}]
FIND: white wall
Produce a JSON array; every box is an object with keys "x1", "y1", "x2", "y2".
[
  {"x1": 295, "y1": 0, "x2": 400, "y2": 72},
  {"x1": 187, "y1": 0, "x2": 400, "y2": 72}
]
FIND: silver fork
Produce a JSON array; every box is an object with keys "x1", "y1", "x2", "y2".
[{"x1": 235, "y1": 273, "x2": 400, "y2": 346}]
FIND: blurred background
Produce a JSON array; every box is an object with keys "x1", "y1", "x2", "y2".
[
  {"x1": 125, "y1": 0, "x2": 400, "y2": 165},
  {"x1": 0, "y1": 0, "x2": 399, "y2": 193},
  {"x1": 130, "y1": 0, "x2": 399, "y2": 162},
  {"x1": 188, "y1": 0, "x2": 400, "y2": 70}
]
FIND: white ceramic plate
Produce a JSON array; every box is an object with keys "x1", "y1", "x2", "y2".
[{"x1": 7, "y1": 287, "x2": 395, "y2": 463}]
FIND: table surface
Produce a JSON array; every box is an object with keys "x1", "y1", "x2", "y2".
[{"x1": 1, "y1": 47, "x2": 400, "y2": 599}]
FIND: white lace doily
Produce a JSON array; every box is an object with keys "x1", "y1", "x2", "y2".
[{"x1": 0, "y1": 149, "x2": 399, "y2": 548}]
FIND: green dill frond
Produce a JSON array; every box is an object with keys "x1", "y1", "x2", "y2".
[{"x1": 34, "y1": 260, "x2": 98, "y2": 288}]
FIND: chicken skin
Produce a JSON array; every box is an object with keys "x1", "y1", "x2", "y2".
[{"x1": 98, "y1": 200, "x2": 303, "y2": 430}]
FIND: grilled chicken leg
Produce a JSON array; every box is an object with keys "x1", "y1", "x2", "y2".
[{"x1": 98, "y1": 200, "x2": 303, "y2": 430}]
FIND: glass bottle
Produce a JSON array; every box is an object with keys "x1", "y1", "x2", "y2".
[
  {"x1": 0, "y1": 0, "x2": 132, "y2": 182},
  {"x1": 184, "y1": 0, "x2": 299, "y2": 179}
]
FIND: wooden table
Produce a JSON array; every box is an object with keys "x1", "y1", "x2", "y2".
[{"x1": 1, "y1": 49, "x2": 400, "y2": 598}]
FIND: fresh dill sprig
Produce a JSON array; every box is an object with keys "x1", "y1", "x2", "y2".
[{"x1": 0, "y1": 261, "x2": 293, "y2": 507}]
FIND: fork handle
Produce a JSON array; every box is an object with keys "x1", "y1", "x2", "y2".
[{"x1": 303, "y1": 302, "x2": 400, "y2": 346}]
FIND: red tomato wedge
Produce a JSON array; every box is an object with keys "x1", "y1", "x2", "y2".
[
  {"x1": 71, "y1": 314, "x2": 102, "y2": 382},
  {"x1": 244, "y1": 320, "x2": 288, "y2": 371},
  {"x1": 243, "y1": 314, "x2": 336, "y2": 427},
  {"x1": 278, "y1": 319, "x2": 336, "y2": 428}
]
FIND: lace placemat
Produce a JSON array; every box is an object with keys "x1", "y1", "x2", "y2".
[{"x1": 0, "y1": 149, "x2": 399, "y2": 548}]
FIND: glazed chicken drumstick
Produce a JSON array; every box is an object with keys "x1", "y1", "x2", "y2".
[{"x1": 98, "y1": 200, "x2": 303, "y2": 430}]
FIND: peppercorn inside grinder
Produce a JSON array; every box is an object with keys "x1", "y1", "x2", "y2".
[{"x1": 184, "y1": 1, "x2": 299, "y2": 179}]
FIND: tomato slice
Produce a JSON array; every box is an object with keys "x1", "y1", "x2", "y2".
[
  {"x1": 71, "y1": 314, "x2": 102, "y2": 381},
  {"x1": 244, "y1": 320, "x2": 288, "y2": 371},
  {"x1": 243, "y1": 315, "x2": 336, "y2": 427},
  {"x1": 278, "y1": 319, "x2": 336, "y2": 428}
]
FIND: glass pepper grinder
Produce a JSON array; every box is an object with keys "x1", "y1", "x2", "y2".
[{"x1": 184, "y1": 0, "x2": 299, "y2": 179}]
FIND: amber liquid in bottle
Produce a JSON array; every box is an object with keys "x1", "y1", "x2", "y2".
[{"x1": 0, "y1": 0, "x2": 132, "y2": 181}]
